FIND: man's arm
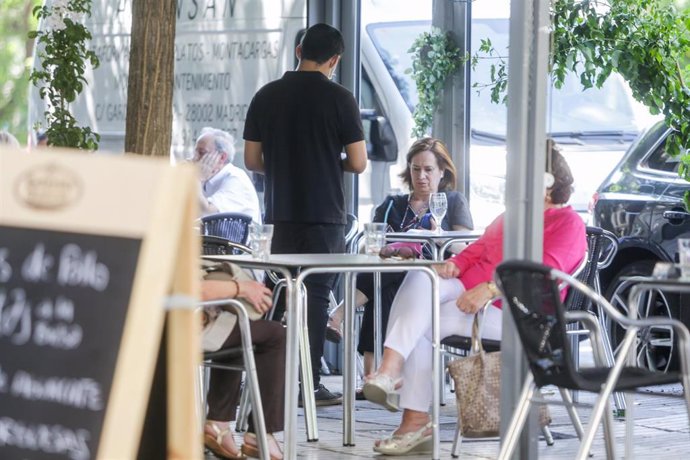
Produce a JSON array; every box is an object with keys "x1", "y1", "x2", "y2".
[
  {"x1": 197, "y1": 182, "x2": 219, "y2": 215},
  {"x1": 244, "y1": 140, "x2": 265, "y2": 172},
  {"x1": 342, "y1": 140, "x2": 367, "y2": 173}
]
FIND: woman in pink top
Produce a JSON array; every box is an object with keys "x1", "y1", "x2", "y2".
[{"x1": 362, "y1": 141, "x2": 587, "y2": 456}]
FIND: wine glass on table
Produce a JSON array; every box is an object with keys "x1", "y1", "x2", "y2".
[{"x1": 429, "y1": 193, "x2": 447, "y2": 234}]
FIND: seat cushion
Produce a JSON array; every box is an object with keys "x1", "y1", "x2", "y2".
[
  {"x1": 545, "y1": 366, "x2": 681, "y2": 393},
  {"x1": 441, "y1": 335, "x2": 501, "y2": 353},
  {"x1": 204, "y1": 347, "x2": 250, "y2": 362}
]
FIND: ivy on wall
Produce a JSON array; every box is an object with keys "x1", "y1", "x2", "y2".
[{"x1": 407, "y1": 27, "x2": 464, "y2": 138}]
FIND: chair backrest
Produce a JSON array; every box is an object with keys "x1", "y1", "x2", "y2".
[
  {"x1": 563, "y1": 226, "x2": 618, "y2": 311},
  {"x1": 345, "y1": 213, "x2": 359, "y2": 253},
  {"x1": 202, "y1": 235, "x2": 252, "y2": 256},
  {"x1": 201, "y1": 212, "x2": 253, "y2": 245},
  {"x1": 495, "y1": 260, "x2": 580, "y2": 390}
]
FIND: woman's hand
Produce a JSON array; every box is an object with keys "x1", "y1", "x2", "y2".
[
  {"x1": 456, "y1": 282, "x2": 493, "y2": 314},
  {"x1": 433, "y1": 261, "x2": 460, "y2": 279},
  {"x1": 236, "y1": 280, "x2": 273, "y2": 313}
]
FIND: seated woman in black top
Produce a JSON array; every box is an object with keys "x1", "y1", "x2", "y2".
[{"x1": 327, "y1": 137, "x2": 473, "y2": 385}]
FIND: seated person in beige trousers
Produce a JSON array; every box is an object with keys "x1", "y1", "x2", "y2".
[{"x1": 201, "y1": 272, "x2": 285, "y2": 460}]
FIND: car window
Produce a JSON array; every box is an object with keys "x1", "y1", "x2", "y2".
[
  {"x1": 361, "y1": 70, "x2": 379, "y2": 146},
  {"x1": 643, "y1": 139, "x2": 680, "y2": 173},
  {"x1": 366, "y1": 21, "x2": 423, "y2": 113}
]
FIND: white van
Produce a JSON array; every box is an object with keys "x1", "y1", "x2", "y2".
[
  {"x1": 360, "y1": 0, "x2": 657, "y2": 227},
  {"x1": 29, "y1": 0, "x2": 655, "y2": 227}
]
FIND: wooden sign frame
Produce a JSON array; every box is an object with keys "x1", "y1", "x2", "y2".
[{"x1": 0, "y1": 147, "x2": 201, "y2": 460}]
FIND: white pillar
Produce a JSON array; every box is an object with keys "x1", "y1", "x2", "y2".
[
  {"x1": 431, "y1": 0, "x2": 471, "y2": 196},
  {"x1": 501, "y1": 0, "x2": 551, "y2": 459}
]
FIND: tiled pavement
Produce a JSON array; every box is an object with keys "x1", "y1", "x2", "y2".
[{"x1": 206, "y1": 346, "x2": 690, "y2": 459}]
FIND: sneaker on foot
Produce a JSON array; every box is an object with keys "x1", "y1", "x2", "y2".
[{"x1": 299, "y1": 383, "x2": 343, "y2": 407}]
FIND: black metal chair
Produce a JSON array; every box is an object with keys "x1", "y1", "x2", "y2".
[
  {"x1": 565, "y1": 226, "x2": 624, "y2": 412},
  {"x1": 202, "y1": 234, "x2": 252, "y2": 256},
  {"x1": 200, "y1": 212, "x2": 253, "y2": 245},
  {"x1": 494, "y1": 259, "x2": 690, "y2": 460}
]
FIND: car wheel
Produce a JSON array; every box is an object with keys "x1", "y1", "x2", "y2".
[{"x1": 604, "y1": 260, "x2": 677, "y2": 373}]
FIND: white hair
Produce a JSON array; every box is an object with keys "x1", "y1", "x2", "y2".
[{"x1": 196, "y1": 127, "x2": 235, "y2": 164}]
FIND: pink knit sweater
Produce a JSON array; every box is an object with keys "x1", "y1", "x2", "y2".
[{"x1": 449, "y1": 206, "x2": 587, "y2": 302}]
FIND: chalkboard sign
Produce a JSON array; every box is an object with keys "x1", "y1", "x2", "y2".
[
  {"x1": 0, "y1": 226, "x2": 140, "y2": 459},
  {"x1": 0, "y1": 147, "x2": 201, "y2": 460}
]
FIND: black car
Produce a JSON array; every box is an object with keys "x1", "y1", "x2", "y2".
[{"x1": 592, "y1": 120, "x2": 690, "y2": 372}]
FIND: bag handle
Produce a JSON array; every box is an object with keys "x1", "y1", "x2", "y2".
[
  {"x1": 470, "y1": 313, "x2": 484, "y2": 355},
  {"x1": 470, "y1": 294, "x2": 502, "y2": 354}
]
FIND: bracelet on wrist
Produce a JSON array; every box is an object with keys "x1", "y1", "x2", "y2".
[
  {"x1": 486, "y1": 281, "x2": 500, "y2": 298},
  {"x1": 230, "y1": 279, "x2": 240, "y2": 298}
]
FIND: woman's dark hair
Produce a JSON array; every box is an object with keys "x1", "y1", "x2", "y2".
[
  {"x1": 399, "y1": 137, "x2": 457, "y2": 192},
  {"x1": 300, "y1": 23, "x2": 345, "y2": 64},
  {"x1": 547, "y1": 139, "x2": 574, "y2": 204}
]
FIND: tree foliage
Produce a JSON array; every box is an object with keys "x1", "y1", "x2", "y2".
[
  {"x1": 0, "y1": 0, "x2": 40, "y2": 145},
  {"x1": 28, "y1": 0, "x2": 99, "y2": 149},
  {"x1": 551, "y1": 0, "x2": 690, "y2": 166},
  {"x1": 477, "y1": 0, "x2": 690, "y2": 180}
]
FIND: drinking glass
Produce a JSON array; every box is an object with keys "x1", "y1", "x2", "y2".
[
  {"x1": 249, "y1": 223, "x2": 274, "y2": 261},
  {"x1": 364, "y1": 222, "x2": 387, "y2": 255},
  {"x1": 429, "y1": 193, "x2": 447, "y2": 234}
]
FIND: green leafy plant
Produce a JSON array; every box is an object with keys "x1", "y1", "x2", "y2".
[
  {"x1": 0, "y1": 0, "x2": 42, "y2": 144},
  {"x1": 28, "y1": 0, "x2": 99, "y2": 149},
  {"x1": 474, "y1": 0, "x2": 690, "y2": 203},
  {"x1": 407, "y1": 27, "x2": 465, "y2": 138}
]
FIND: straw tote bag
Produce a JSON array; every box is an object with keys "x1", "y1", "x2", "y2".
[{"x1": 447, "y1": 314, "x2": 550, "y2": 438}]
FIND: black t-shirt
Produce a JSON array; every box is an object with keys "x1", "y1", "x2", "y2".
[{"x1": 243, "y1": 71, "x2": 364, "y2": 225}]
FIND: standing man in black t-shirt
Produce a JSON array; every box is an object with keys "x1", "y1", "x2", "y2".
[{"x1": 243, "y1": 23, "x2": 367, "y2": 405}]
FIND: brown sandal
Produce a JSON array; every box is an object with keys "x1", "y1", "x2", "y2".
[
  {"x1": 204, "y1": 422, "x2": 244, "y2": 459},
  {"x1": 241, "y1": 433, "x2": 283, "y2": 460}
]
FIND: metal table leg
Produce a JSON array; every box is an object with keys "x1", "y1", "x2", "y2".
[
  {"x1": 426, "y1": 267, "x2": 441, "y2": 460},
  {"x1": 343, "y1": 272, "x2": 356, "y2": 446},
  {"x1": 296, "y1": 281, "x2": 318, "y2": 441},
  {"x1": 597, "y1": 305, "x2": 626, "y2": 415},
  {"x1": 283, "y1": 279, "x2": 298, "y2": 460},
  {"x1": 373, "y1": 271, "x2": 382, "y2": 370}
]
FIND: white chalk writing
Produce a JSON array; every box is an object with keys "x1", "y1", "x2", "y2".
[
  {"x1": 21, "y1": 244, "x2": 54, "y2": 283},
  {"x1": 0, "y1": 248, "x2": 11, "y2": 283},
  {"x1": 10, "y1": 370, "x2": 103, "y2": 411},
  {"x1": 57, "y1": 244, "x2": 110, "y2": 292},
  {"x1": 0, "y1": 290, "x2": 83, "y2": 350},
  {"x1": 33, "y1": 321, "x2": 83, "y2": 350},
  {"x1": 0, "y1": 288, "x2": 31, "y2": 345},
  {"x1": 0, "y1": 366, "x2": 7, "y2": 393},
  {"x1": 0, "y1": 417, "x2": 90, "y2": 460}
]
